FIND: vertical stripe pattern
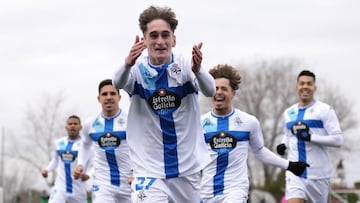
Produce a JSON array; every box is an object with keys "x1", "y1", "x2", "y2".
[{"x1": 104, "y1": 118, "x2": 121, "y2": 186}]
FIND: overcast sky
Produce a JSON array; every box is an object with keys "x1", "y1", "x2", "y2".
[{"x1": 1, "y1": 0, "x2": 359, "y2": 186}]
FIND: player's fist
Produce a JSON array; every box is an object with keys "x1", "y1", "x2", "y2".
[
  {"x1": 41, "y1": 169, "x2": 48, "y2": 178},
  {"x1": 73, "y1": 165, "x2": 83, "y2": 180},
  {"x1": 291, "y1": 121, "x2": 311, "y2": 141},
  {"x1": 276, "y1": 143, "x2": 287, "y2": 155},
  {"x1": 287, "y1": 161, "x2": 310, "y2": 176}
]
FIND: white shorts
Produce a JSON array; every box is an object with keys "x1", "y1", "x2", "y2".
[
  {"x1": 131, "y1": 173, "x2": 201, "y2": 203},
  {"x1": 92, "y1": 181, "x2": 132, "y2": 203},
  {"x1": 285, "y1": 172, "x2": 330, "y2": 203},
  {"x1": 48, "y1": 188, "x2": 87, "y2": 203}
]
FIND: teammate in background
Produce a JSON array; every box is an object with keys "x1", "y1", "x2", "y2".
[
  {"x1": 73, "y1": 79, "x2": 132, "y2": 203},
  {"x1": 112, "y1": 5, "x2": 215, "y2": 203},
  {"x1": 41, "y1": 115, "x2": 90, "y2": 203},
  {"x1": 276, "y1": 70, "x2": 343, "y2": 203},
  {"x1": 200, "y1": 64, "x2": 309, "y2": 203}
]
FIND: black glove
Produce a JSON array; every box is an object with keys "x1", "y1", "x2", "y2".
[
  {"x1": 291, "y1": 121, "x2": 311, "y2": 141},
  {"x1": 287, "y1": 161, "x2": 310, "y2": 176},
  {"x1": 276, "y1": 143, "x2": 287, "y2": 155}
]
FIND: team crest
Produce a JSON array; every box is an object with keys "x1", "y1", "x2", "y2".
[
  {"x1": 137, "y1": 190, "x2": 147, "y2": 201},
  {"x1": 169, "y1": 64, "x2": 181, "y2": 74},
  {"x1": 234, "y1": 116, "x2": 243, "y2": 126}
]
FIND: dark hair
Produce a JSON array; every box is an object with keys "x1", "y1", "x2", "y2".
[
  {"x1": 67, "y1": 115, "x2": 81, "y2": 124},
  {"x1": 98, "y1": 79, "x2": 119, "y2": 94},
  {"x1": 139, "y1": 6, "x2": 178, "y2": 34},
  {"x1": 209, "y1": 64, "x2": 241, "y2": 90},
  {"x1": 297, "y1": 70, "x2": 316, "y2": 82}
]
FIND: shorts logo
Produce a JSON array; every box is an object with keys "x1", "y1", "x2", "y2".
[
  {"x1": 92, "y1": 184, "x2": 99, "y2": 192},
  {"x1": 210, "y1": 132, "x2": 237, "y2": 153},
  {"x1": 137, "y1": 190, "x2": 147, "y2": 201},
  {"x1": 148, "y1": 88, "x2": 181, "y2": 115},
  {"x1": 135, "y1": 177, "x2": 156, "y2": 201},
  {"x1": 98, "y1": 132, "x2": 121, "y2": 149}
]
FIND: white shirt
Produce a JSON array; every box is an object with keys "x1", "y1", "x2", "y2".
[
  {"x1": 113, "y1": 53, "x2": 215, "y2": 179},
  {"x1": 281, "y1": 100, "x2": 343, "y2": 179},
  {"x1": 200, "y1": 108, "x2": 289, "y2": 199},
  {"x1": 46, "y1": 136, "x2": 87, "y2": 196},
  {"x1": 78, "y1": 110, "x2": 132, "y2": 188}
]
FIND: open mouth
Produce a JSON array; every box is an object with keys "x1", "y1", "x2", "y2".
[{"x1": 214, "y1": 96, "x2": 225, "y2": 102}]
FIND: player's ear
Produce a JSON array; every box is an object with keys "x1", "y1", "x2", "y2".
[{"x1": 172, "y1": 35, "x2": 176, "y2": 47}]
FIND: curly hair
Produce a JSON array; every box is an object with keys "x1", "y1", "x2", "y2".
[
  {"x1": 139, "y1": 6, "x2": 178, "y2": 34},
  {"x1": 209, "y1": 64, "x2": 242, "y2": 91}
]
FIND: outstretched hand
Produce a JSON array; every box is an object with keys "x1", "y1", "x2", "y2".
[
  {"x1": 125, "y1": 35, "x2": 146, "y2": 67},
  {"x1": 191, "y1": 42, "x2": 203, "y2": 73}
]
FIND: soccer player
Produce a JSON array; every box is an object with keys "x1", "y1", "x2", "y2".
[
  {"x1": 200, "y1": 64, "x2": 309, "y2": 203},
  {"x1": 41, "y1": 115, "x2": 90, "y2": 203},
  {"x1": 73, "y1": 79, "x2": 132, "y2": 203},
  {"x1": 112, "y1": 5, "x2": 216, "y2": 203},
  {"x1": 276, "y1": 70, "x2": 343, "y2": 203}
]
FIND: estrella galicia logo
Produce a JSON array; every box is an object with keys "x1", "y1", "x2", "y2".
[
  {"x1": 147, "y1": 88, "x2": 181, "y2": 115},
  {"x1": 98, "y1": 132, "x2": 121, "y2": 149},
  {"x1": 210, "y1": 132, "x2": 237, "y2": 153},
  {"x1": 61, "y1": 151, "x2": 75, "y2": 163}
]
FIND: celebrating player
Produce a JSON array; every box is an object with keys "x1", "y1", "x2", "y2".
[
  {"x1": 276, "y1": 70, "x2": 343, "y2": 203},
  {"x1": 41, "y1": 115, "x2": 90, "y2": 203},
  {"x1": 73, "y1": 79, "x2": 132, "y2": 203},
  {"x1": 200, "y1": 64, "x2": 309, "y2": 203},
  {"x1": 112, "y1": 5, "x2": 216, "y2": 203}
]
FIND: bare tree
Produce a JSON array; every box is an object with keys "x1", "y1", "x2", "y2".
[
  {"x1": 11, "y1": 91, "x2": 75, "y2": 189},
  {"x1": 200, "y1": 57, "x2": 357, "y2": 189},
  {"x1": 1, "y1": 156, "x2": 36, "y2": 203}
]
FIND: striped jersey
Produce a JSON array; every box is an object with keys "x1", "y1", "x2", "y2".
[
  {"x1": 113, "y1": 53, "x2": 214, "y2": 179},
  {"x1": 282, "y1": 100, "x2": 343, "y2": 179},
  {"x1": 200, "y1": 108, "x2": 288, "y2": 199},
  {"x1": 46, "y1": 136, "x2": 87, "y2": 196},
  {"x1": 78, "y1": 110, "x2": 132, "y2": 189}
]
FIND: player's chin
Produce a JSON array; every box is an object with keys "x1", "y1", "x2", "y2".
[
  {"x1": 214, "y1": 105, "x2": 224, "y2": 112},
  {"x1": 213, "y1": 101, "x2": 224, "y2": 107},
  {"x1": 104, "y1": 104, "x2": 114, "y2": 111}
]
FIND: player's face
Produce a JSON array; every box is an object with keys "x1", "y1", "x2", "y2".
[
  {"x1": 296, "y1": 75, "x2": 316, "y2": 106},
  {"x1": 143, "y1": 19, "x2": 176, "y2": 66},
  {"x1": 98, "y1": 85, "x2": 121, "y2": 117},
  {"x1": 66, "y1": 118, "x2": 81, "y2": 140},
  {"x1": 212, "y1": 78, "x2": 235, "y2": 115}
]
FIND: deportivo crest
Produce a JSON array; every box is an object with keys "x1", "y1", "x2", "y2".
[
  {"x1": 169, "y1": 63, "x2": 181, "y2": 74},
  {"x1": 234, "y1": 116, "x2": 243, "y2": 126}
]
